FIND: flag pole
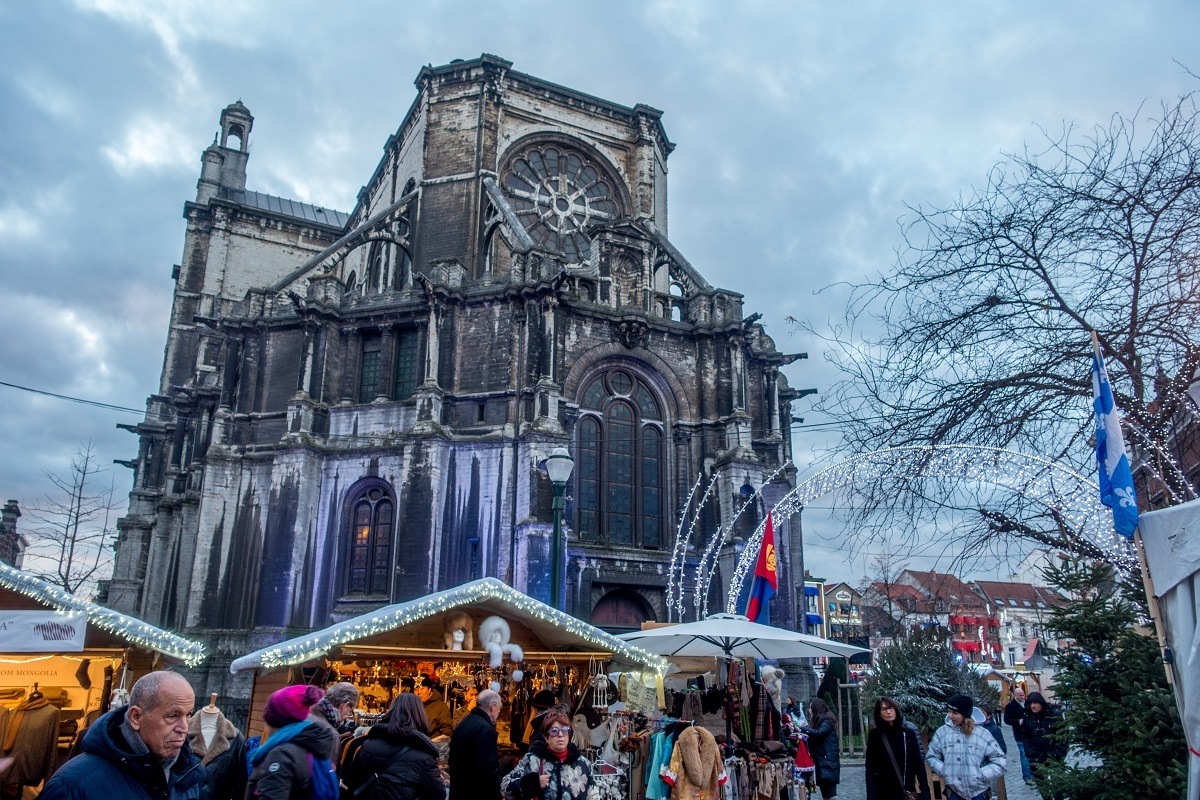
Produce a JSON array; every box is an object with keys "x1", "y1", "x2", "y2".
[
  {"x1": 1133, "y1": 525, "x2": 1175, "y2": 686},
  {"x1": 1092, "y1": 331, "x2": 1174, "y2": 686}
]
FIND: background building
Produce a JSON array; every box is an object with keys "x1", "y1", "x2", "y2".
[{"x1": 105, "y1": 56, "x2": 801, "y2": 697}]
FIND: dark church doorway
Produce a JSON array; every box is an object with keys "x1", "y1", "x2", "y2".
[{"x1": 590, "y1": 588, "x2": 655, "y2": 634}]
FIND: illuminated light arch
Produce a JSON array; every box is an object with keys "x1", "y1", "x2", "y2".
[
  {"x1": 665, "y1": 445, "x2": 1130, "y2": 620},
  {"x1": 723, "y1": 445, "x2": 1133, "y2": 612}
]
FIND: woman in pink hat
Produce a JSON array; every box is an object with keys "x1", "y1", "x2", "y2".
[{"x1": 245, "y1": 685, "x2": 338, "y2": 799}]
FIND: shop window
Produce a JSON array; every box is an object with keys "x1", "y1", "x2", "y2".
[
  {"x1": 359, "y1": 334, "x2": 382, "y2": 403},
  {"x1": 575, "y1": 368, "x2": 665, "y2": 549},
  {"x1": 343, "y1": 480, "x2": 395, "y2": 597},
  {"x1": 394, "y1": 328, "x2": 420, "y2": 400}
]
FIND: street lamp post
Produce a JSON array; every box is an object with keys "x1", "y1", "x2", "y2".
[{"x1": 545, "y1": 446, "x2": 575, "y2": 609}]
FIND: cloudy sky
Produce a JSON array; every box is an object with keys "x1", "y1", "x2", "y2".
[{"x1": 1, "y1": 0, "x2": 1197, "y2": 586}]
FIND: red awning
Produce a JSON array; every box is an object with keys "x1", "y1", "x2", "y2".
[{"x1": 950, "y1": 615, "x2": 964, "y2": 625}]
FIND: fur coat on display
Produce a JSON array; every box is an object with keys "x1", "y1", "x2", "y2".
[
  {"x1": 187, "y1": 710, "x2": 246, "y2": 800},
  {"x1": 662, "y1": 726, "x2": 727, "y2": 800}
]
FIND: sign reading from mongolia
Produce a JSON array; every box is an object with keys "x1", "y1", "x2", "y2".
[{"x1": 0, "y1": 611, "x2": 86, "y2": 652}]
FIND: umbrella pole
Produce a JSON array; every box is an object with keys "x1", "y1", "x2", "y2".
[{"x1": 724, "y1": 649, "x2": 733, "y2": 746}]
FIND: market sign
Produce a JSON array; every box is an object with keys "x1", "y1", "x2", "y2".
[{"x1": 0, "y1": 610, "x2": 86, "y2": 652}]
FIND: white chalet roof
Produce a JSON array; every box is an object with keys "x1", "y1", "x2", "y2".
[
  {"x1": 230, "y1": 577, "x2": 669, "y2": 674},
  {"x1": 0, "y1": 562, "x2": 206, "y2": 665}
]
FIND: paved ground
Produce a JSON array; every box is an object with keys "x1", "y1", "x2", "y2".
[{"x1": 830, "y1": 724, "x2": 1043, "y2": 800}]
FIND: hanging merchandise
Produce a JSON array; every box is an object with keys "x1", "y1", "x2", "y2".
[
  {"x1": 478, "y1": 615, "x2": 525, "y2": 679},
  {"x1": 442, "y1": 611, "x2": 473, "y2": 650},
  {"x1": 663, "y1": 725, "x2": 728, "y2": 800}
]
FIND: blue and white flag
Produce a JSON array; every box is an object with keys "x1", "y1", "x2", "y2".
[{"x1": 1091, "y1": 334, "x2": 1139, "y2": 538}]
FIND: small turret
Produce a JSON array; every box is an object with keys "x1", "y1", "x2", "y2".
[{"x1": 196, "y1": 101, "x2": 254, "y2": 203}]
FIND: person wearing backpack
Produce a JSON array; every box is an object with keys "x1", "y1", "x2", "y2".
[
  {"x1": 342, "y1": 693, "x2": 446, "y2": 800},
  {"x1": 245, "y1": 685, "x2": 339, "y2": 800}
]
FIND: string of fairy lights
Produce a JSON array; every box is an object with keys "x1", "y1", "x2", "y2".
[
  {"x1": 664, "y1": 473, "x2": 705, "y2": 625},
  {"x1": 721, "y1": 444, "x2": 1136, "y2": 613},
  {"x1": 0, "y1": 562, "x2": 206, "y2": 666},
  {"x1": 229, "y1": 577, "x2": 668, "y2": 674},
  {"x1": 692, "y1": 460, "x2": 794, "y2": 620}
]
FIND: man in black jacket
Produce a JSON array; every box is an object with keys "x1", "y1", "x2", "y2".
[
  {"x1": 1003, "y1": 686, "x2": 1034, "y2": 785},
  {"x1": 40, "y1": 672, "x2": 207, "y2": 800},
  {"x1": 449, "y1": 689, "x2": 501, "y2": 800}
]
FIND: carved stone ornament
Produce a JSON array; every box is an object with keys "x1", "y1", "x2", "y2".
[{"x1": 616, "y1": 319, "x2": 649, "y2": 349}]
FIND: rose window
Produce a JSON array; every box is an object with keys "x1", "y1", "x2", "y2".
[{"x1": 502, "y1": 143, "x2": 621, "y2": 262}]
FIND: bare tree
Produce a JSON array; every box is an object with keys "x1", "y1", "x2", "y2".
[
  {"x1": 802, "y1": 92, "x2": 1200, "y2": 556},
  {"x1": 24, "y1": 442, "x2": 119, "y2": 596},
  {"x1": 860, "y1": 550, "x2": 911, "y2": 644}
]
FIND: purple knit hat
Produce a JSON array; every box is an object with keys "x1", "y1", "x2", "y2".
[{"x1": 263, "y1": 685, "x2": 324, "y2": 727}]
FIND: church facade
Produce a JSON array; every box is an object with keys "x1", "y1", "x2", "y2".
[{"x1": 107, "y1": 55, "x2": 803, "y2": 687}]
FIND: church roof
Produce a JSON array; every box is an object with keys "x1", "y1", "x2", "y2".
[
  {"x1": 228, "y1": 577, "x2": 669, "y2": 674},
  {"x1": 218, "y1": 188, "x2": 348, "y2": 230},
  {"x1": 0, "y1": 562, "x2": 206, "y2": 665}
]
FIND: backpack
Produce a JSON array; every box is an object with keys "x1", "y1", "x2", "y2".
[{"x1": 306, "y1": 752, "x2": 340, "y2": 800}]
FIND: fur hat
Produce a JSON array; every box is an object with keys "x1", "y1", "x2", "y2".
[
  {"x1": 945, "y1": 693, "x2": 973, "y2": 718},
  {"x1": 263, "y1": 685, "x2": 324, "y2": 727},
  {"x1": 530, "y1": 689, "x2": 556, "y2": 710}
]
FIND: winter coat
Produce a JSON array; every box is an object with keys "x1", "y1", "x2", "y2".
[
  {"x1": 449, "y1": 707, "x2": 501, "y2": 800},
  {"x1": 245, "y1": 719, "x2": 338, "y2": 800},
  {"x1": 1002, "y1": 698, "x2": 1028, "y2": 742},
  {"x1": 802, "y1": 715, "x2": 841, "y2": 785},
  {"x1": 308, "y1": 702, "x2": 346, "y2": 763},
  {"x1": 189, "y1": 709, "x2": 248, "y2": 800},
  {"x1": 980, "y1": 718, "x2": 1007, "y2": 755},
  {"x1": 342, "y1": 726, "x2": 445, "y2": 800},
  {"x1": 39, "y1": 706, "x2": 207, "y2": 800},
  {"x1": 423, "y1": 691, "x2": 454, "y2": 739},
  {"x1": 661, "y1": 726, "x2": 727, "y2": 800},
  {"x1": 1023, "y1": 695, "x2": 1066, "y2": 764},
  {"x1": 865, "y1": 722, "x2": 930, "y2": 800},
  {"x1": 926, "y1": 722, "x2": 1006, "y2": 800},
  {"x1": 501, "y1": 741, "x2": 596, "y2": 800}
]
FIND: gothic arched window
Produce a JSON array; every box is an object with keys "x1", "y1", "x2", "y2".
[
  {"x1": 343, "y1": 480, "x2": 395, "y2": 596},
  {"x1": 576, "y1": 368, "x2": 664, "y2": 549}
]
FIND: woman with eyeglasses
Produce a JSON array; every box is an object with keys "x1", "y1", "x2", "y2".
[
  {"x1": 865, "y1": 697, "x2": 930, "y2": 800},
  {"x1": 501, "y1": 711, "x2": 596, "y2": 800}
]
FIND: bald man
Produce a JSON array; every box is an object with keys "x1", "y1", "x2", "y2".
[{"x1": 41, "y1": 671, "x2": 207, "y2": 800}]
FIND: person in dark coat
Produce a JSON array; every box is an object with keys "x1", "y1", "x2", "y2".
[
  {"x1": 1023, "y1": 692, "x2": 1066, "y2": 784},
  {"x1": 343, "y1": 693, "x2": 445, "y2": 800},
  {"x1": 415, "y1": 677, "x2": 454, "y2": 739},
  {"x1": 40, "y1": 672, "x2": 207, "y2": 800},
  {"x1": 1003, "y1": 687, "x2": 1034, "y2": 784},
  {"x1": 449, "y1": 689, "x2": 502, "y2": 800},
  {"x1": 979, "y1": 707, "x2": 1007, "y2": 755},
  {"x1": 865, "y1": 697, "x2": 930, "y2": 800},
  {"x1": 245, "y1": 684, "x2": 339, "y2": 800},
  {"x1": 801, "y1": 698, "x2": 841, "y2": 799}
]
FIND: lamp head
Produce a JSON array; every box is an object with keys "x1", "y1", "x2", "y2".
[{"x1": 545, "y1": 446, "x2": 574, "y2": 485}]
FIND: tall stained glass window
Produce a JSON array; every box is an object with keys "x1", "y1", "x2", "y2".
[
  {"x1": 344, "y1": 482, "x2": 394, "y2": 596},
  {"x1": 575, "y1": 368, "x2": 664, "y2": 549}
]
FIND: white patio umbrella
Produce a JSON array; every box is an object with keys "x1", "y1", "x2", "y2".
[
  {"x1": 619, "y1": 613, "x2": 869, "y2": 742},
  {"x1": 617, "y1": 612, "x2": 870, "y2": 660}
]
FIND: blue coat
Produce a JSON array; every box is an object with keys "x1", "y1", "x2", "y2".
[
  {"x1": 40, "y1": 706, "x2": 207, "y2": 800},
  {"x1": 803, "y1": 716, "x2": 841, "y2": 785}
]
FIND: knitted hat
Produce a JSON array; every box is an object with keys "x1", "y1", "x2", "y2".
[
  {"x1": 263, "y1": 685, "x2": 324, "y2": 728},
  {"x1": 945, "y1": 694, "x2": 973, "y2": 718},
  {"x1": 530, "y1": 690, "x2": 556, "y2": 710}
]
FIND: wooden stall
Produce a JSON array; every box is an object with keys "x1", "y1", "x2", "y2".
[
  {"x1": 230, "y1": 577, "x2": 667, "y2": 741},
  {"x1": 0, "y1": 562, "x2": 205, "y2": 793}
]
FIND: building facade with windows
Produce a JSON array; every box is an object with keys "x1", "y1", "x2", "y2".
[{"x1": 105, "y1": 56, "x2": 801, "y2": 691}]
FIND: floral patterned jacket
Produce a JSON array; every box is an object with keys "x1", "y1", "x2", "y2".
[{"x1": 502, "y1": 742, "x2": 598, "y2": 800}]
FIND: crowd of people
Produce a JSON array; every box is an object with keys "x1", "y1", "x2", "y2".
[
  {"x1": 33, "y1": 669, "x2": 1067, "y2": 800},
  {"x1": 784, "y1": 685, "x2": 1065, "y2": 800}
]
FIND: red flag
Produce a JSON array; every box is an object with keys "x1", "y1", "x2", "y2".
[{"x1": 744, "y1": 512, "x2": 778, "y2": 623}]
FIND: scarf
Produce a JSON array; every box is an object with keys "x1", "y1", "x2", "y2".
[{"x1": 311, "y1": 698, "x2": 342, "y2": 730}]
